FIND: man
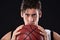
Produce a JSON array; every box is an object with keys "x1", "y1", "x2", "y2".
[{"x1": 1, "y1": 0, "x2": 60, "y2": 40}]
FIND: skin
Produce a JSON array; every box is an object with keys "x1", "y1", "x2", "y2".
[{"x1": 1, "y1": 8, "x2": 60, "y2": 40}]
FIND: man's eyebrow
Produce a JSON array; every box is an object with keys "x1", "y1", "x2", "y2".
[
  {"x1": 32, "y1": 14, "x2": 36, "y2": 15},
  {"x1": 25, "y1": 13, "x2": 30, "y2": 15},
  {"x1": 25, "y1": 13, "x2": 36, "y2": 15}
]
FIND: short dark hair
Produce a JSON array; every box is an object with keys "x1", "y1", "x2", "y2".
[{"x1": 21, "y1": 0, "x2": 42, "y2": 11}]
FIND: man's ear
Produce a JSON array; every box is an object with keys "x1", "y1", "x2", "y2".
[
  {"x1": 39, "y1": 11, "x2": 42, "y2": 18},
  {"x1": 21, "y1": 11, "x2": 23, "y2": 18}
]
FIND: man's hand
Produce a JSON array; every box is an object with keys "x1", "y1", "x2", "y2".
[
  {"x1": 11, "y1": 25, "x2": 24, "y2": 40},
  {"x1": 37, "y1": 25, "x2": 48, "y2": 40}
]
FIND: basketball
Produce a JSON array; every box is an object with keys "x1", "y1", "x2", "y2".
[{"x1": 16, "y1": 25, "x2": 44, "y2": 40}]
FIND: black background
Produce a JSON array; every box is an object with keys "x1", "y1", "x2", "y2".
[{"x1": 0, "y1": 0, "x2": 60, "y2": 39}]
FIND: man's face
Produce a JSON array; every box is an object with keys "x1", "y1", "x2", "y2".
[{"x1": 21, "y1": 8, "x2": 42, "y2": 25}]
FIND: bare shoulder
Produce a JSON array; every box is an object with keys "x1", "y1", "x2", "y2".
[
  {"x1": 53, "y1": 31, "x2": 60, "y2": 40},
  {"x1": 1, "y1": 31, "x2": 12, "y2": 40}
]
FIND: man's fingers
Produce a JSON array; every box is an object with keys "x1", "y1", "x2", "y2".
[
  {"x1": 40, "y1": 32, "x2": 44, "y2": 35},
  {"x1": 40, "y1": 32, "x2": 46, "y2": 37},
  {"x1": 14, "y1": 25, "x2": 24, "y2": 33},
  {"x1": 11, "y1": 25, "x2": 24, "y2": 40},
  {"x1": 40, "y1": 32, "x2": 47, "y2": 40},
  {"x1": 37, "y1": 25, "x2": 45, "y2": 32},
  {"x1": 11, "y1": 32, "x2": 21, "y2": 40},
  {"x1": 14, "y1": 32, "x2": 21, "y2": 36}
]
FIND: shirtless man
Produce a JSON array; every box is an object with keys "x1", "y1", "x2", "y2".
[{"x1": 1, "y1": 0, "x2": 60, "y2": 40}]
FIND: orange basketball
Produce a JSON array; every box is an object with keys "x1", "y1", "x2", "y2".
[{"x1": 16, "y1": 25, "x2": 44, "y2": 40}]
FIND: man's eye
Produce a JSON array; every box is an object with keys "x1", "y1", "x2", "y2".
[
  {"x1": 25, "y1": 14, "x2": 29, "y2": 16},
  {"x1": 32, "y1": 14, "x2": 36, "y2": 16}
]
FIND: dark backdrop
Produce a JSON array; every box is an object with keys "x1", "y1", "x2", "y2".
[{"x1": 0, "y1": 0, "x2": 60, "y2": 39}]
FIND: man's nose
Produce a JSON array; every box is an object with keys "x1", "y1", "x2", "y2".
[{"x1": 29, "y1": 16, "x2": 33, "y2": 22}]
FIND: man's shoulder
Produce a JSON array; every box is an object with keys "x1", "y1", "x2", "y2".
[{"x1": 1, "y1": 31, "x2": 11, "y2": 40}]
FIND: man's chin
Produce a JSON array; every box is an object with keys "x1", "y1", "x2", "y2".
[{"x1": 26, "y1": 23, "x2": 35, "y2": 25}]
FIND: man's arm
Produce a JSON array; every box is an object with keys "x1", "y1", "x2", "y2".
[
  {"x1": 53, "y1": 32, "x2": 60, "y2": 40},
  {"x1": 1, "y1": 25, "x2": 24, "y2": 40},
  {"x1": 1, "y1": 31, "x2": 11, "y2": 40}
]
